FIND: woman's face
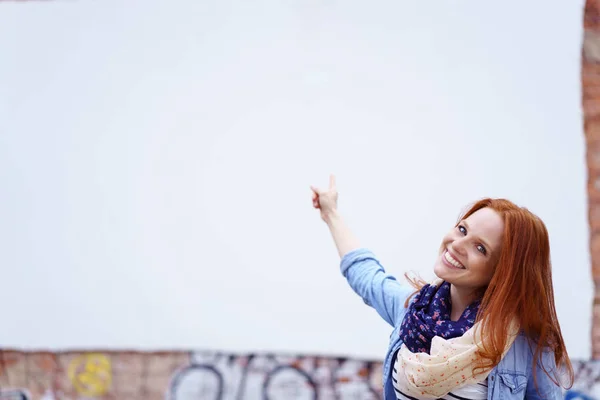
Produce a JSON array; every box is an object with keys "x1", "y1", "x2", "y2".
[{"x1": 433, "y1": 207, "x2": 504, "y2": 292}]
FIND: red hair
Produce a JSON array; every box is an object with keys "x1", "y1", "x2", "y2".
[{"x1": 405, "y1": 198, "x2": 573, "y2": 388}]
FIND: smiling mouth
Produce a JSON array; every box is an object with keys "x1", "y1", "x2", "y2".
[{"x1": 444, "y1": 250, "x2": 465, "y2": 269}]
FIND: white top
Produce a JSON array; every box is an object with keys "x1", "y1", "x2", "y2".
[{"x1": 392, "y1": 352, "x2": 488, "y2": 400}]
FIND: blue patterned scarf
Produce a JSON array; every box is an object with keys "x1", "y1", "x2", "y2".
[{"x1": 399, "y1": 281, "x2": 480, "y2": 354}]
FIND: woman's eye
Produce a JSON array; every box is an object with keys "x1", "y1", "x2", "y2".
[
  {"x1": 477, "y1": 245, "x2": 487, "y2": 255},
  {"x1": 458, "y1": 225, "x2": 467, "y2": 235}
]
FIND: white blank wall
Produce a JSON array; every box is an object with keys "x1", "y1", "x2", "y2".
[{"x1": 0, "y1": 0, "x2": 590, "y2": 360}]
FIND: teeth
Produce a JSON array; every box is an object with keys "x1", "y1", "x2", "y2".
[{"x1": 444, "y1": 251, "x2": 465, "y2": 269}]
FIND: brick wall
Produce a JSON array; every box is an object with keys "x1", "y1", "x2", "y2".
[
  {"x1": 584, "y1": 0, "x2": 600, "y2": 360},
  {"x1": 0, "y1": 350, "x2": 598, "y2": 400}
]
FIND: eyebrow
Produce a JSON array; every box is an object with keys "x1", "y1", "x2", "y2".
[{"x1": 462, "y1": 220, "x2": 493, "y2": 252}]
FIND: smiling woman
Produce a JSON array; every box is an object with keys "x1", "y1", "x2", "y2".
[
  {"x1": 433, "y1": 206, "x2": 504, "y2": 317},
  {"x1": 311, "y1": 176, "x2": 574, "y2": 400}
]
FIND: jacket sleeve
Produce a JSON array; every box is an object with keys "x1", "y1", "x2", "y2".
[
  {"x1": 340, "y1": 248, "x2": 415, "y2": 327},
  {"x1": 525, "y1": 349, "x2": 564, "y2": 400}
]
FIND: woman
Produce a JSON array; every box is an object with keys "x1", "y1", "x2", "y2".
[{"x1": 311, "y1": 175, "x2": 573, "y2": 400}]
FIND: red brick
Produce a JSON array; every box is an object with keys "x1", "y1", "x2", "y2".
[
  {"x1": 587, "y1": 203, "x2": 600, "y2": 228},
  {"x1": 585, "y1": 9, "x2": 600, "y2": 353},
  {"x1": 582, "y1": 63, "x2": 600, "y2": 87},
  {"x1": 586, "y1": 0, "x2": 600, "y2": 30},
  {"x1": 583, "y1": 94, "x2": 600, "y2": 118},
  {"x1": 584, "y1": 118, "x2": 600, "y2": 142},
  {"x1": 592, "y1": 259, "x2": 600, "y2": 278}
]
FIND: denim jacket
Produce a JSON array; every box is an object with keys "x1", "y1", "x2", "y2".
[{"x1": 341, "y1": 248, "x2": 564, "y2": 400}]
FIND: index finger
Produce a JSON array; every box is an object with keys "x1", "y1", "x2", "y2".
[{"x1": 329, "y1": 174, "x2": 336, "y2": 190}]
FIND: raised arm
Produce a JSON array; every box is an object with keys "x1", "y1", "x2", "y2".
[
  {"x1": 311, "y1": 175, "x2": 414, "y2": 327},
  {"x1": 311, "y1": 175, "x2": 359, "y2": 257}
]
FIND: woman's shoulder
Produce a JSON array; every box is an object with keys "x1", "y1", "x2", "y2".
[
  {"x1": 495, "y1": 333, "x2": 532, "y2": 374},
  {"x1": 500, "y1": 332, "x2": 559, "y2": 373}
]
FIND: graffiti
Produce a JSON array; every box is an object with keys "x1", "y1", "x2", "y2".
[
  {"x1": 0, "y1": 390, "x2": 30, "y2": 400},
  {"x1": 0, "y1": 350, "x2": 380, "y2": 400},
  {"x1": 566, "y1": 361, "x2": 600, "y2": 400},
  {"x1": 262, "y1": 365, "x2": 317, "y2": 399},
  {"x1": 0, "y1": 350, "x2": 599, "y2": 399},
  {"x1": 67, "y1": 353, "x2": 112, "y2": 397},
  {"x1": 167, "y1": 353, "x2": 380, "y2": 400},
  {"x1": 567, "y1": 392, "x2": 596, "y2": 400},
  {"x1": 169, "y1": 365, "x2": 224, "y2": 400}
]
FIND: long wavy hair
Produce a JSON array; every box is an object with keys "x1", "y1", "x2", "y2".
[{"x1": 405, "y1": 198, "x2": 574, "y2": 389}]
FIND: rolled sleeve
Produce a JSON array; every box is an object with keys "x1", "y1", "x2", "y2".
[{"x1": 340, "y1": 248, "x2": 415, "y2": 327}]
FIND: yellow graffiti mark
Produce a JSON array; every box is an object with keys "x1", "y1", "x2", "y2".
[{"x1": 67, "y1": 353, "x2": 112, "y2": 397}]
